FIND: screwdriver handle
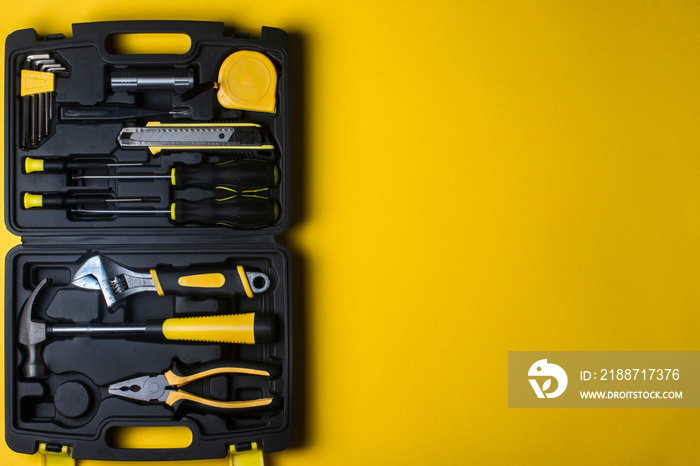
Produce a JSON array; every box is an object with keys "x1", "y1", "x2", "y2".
[
  {"x1": 23, "y1": 192, "x2": 117, "y2": 208},
  {"x1": 171, "y1": 198, "x2": 279, "y2": 228},
  {"x1": 151, "y1": 264, "x2": 264, "y2": 298},
  {"x1": 25, "y1": 157, "x2": 90, "y2": 174},
  {"x1": 173, "y1": 159, "x2": 279, "y2": 190},
  {"x1": 24, "y1": 157, "x2": 51, "y2": 173},
  {"x1": 25, "y1": 156, "x2": 117, "y2": 174},
  {"x1": 158, "y1": 313, "x2": 275, "y2": 344},
  {"x1": 25, "y1": 157, "x2": 145, "y2": 174}
]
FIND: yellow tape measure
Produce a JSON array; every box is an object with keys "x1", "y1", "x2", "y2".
[{"x1": 217, "y1": 51, "x2": 277, "y2": 113}]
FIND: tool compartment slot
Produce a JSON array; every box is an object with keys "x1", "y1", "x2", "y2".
[
  {"x1": 5, "y1": 23, "x2": 291, "y2": 235},
  {"x1": 6, "y1": 247, "x2": 291, "y2": 458}
]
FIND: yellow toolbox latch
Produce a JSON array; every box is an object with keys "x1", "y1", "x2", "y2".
[
  {"x1": 228, "y1": 441, "x2": 264, "y2": 466},
  {"x1": 38, "y1": 443, "x2": 74, "y2": 466}
]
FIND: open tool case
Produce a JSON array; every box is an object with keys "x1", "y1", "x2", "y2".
[{"x1": 3, "y1": 21, "x2": 292, "y2": 462}]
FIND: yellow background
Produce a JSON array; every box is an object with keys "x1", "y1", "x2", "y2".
[{"x1": 2, "y1": 1, "x2": 700, "y2": 465}]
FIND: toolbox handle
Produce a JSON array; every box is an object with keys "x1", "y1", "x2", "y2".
[
  {"x1": 71, "y1": 21, "x2": 227, "y2": 62},
  {"x1": 101, "y1": 424, "x2": 265, "y2": 461}
]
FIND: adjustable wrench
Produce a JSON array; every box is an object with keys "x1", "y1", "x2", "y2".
[{"x1": 72, "y1": 255, "x2": 271, "y2": 308}]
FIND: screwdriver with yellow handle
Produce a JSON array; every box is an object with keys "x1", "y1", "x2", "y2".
[
  {"x1": 22, "y1": 192, "x2": 154, "y2": 209},
  {"x1": 23, "y1": 192, "x2": 278, "y2": 228},
  {"x1": 24, "y1": 156, "x2": 144, "y2": 174},
  {"x1": 71, "y1": 158, "x2": 279, "y2": 194},
  {"x1": 74, "y1": 197, "x2": 279, "y2": 228}
]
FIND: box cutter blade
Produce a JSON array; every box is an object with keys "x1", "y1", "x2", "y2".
[
  {"x1": 117, "y1": 123, "x2": 275, "y2": 154},
  {"x1": 72, "y1": 255, "x2": 271, "y2": 308}
]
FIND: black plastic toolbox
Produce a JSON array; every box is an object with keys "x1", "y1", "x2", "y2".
[{"x1": 3, "y1": 21, "x2": 292, "y2": 462}]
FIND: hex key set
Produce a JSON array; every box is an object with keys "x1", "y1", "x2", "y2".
[{"x1": 4, "y1": 21, "x2": 293, "y2": 463}]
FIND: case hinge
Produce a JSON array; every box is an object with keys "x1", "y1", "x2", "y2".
[
  {"x1": 228, "y1": 441, "x2": 264, "y2": 466},
  {"x1": 38, "y1": 443, "x2": 74, "y2": 466}
]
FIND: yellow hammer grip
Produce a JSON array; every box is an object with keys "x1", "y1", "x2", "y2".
[{"x1": 161, "y1": 313, "x2": 272, "y2": 344}]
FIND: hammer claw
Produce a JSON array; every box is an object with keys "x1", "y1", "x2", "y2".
[{"x1": 18, "y1": 278, "x2": 50, "y2": 378}]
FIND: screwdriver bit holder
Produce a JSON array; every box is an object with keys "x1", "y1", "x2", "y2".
[{"x1": 4, "y1": 21, "x2": 294, "y2": 462}]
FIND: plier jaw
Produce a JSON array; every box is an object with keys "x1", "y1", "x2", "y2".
[{"x1": 107, "y1": 374, "x2": 170, "y2": 403}]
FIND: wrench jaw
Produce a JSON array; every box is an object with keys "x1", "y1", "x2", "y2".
[
  {"x1": 71, "y1": 275, "x2": 101, "y2": 291},
  {"x1": 72, "y1": 255, "x2": 156, "y2": 308},
  {"x1": 106, "y1": 272, "x2": 157, "y2": 303},
  {"x1": 99, "y1": 257, "x2": 157, "y2": 304},
  {"x1": 72, "y1": 255, "x2": 118, "y2": 308}
]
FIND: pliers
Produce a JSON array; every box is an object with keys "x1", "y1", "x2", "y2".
[{"x1": 107, "y1": 362, "x2": 276, "y2": 411}]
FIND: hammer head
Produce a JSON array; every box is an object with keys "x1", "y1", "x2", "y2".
[{"x1": 18, "y1": 278, "x2": 49, "y2": 378}]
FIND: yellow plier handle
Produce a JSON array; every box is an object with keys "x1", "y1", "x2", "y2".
[
  {"x1": 163, "y1": 366, "x2": 274, "y2": 410},
  {"x1": 164, "y1": 391, "x2": 273, "y2": 409}
]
